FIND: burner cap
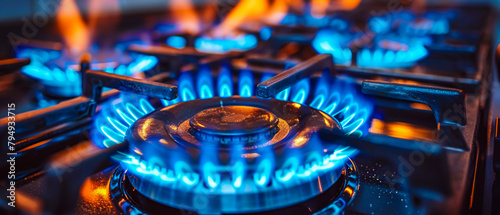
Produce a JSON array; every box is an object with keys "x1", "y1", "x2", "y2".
[{"x1": 189, "y1": 106, "x2": 279, "y2": 144}]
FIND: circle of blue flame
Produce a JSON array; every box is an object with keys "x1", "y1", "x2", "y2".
[
  {"x1": 15, "y1": 46, "x2": 158, "y2": 95},
  {"x1": 313, "y1": 10, "x2": 452, "y2": 69},
  {"x1": 93, "y1": 67, "x2": 372, "y2": 200}
]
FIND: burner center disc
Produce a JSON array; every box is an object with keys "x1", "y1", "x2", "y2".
[{"x1": 189, "y1": 106, "x2": 279, "y2": 138}]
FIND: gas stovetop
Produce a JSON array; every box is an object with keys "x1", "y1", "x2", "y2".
[{"x1": 0, "y1": 1, "x2": 497, "y2": 215}]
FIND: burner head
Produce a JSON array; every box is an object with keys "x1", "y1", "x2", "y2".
[
  {"x1": 122, "y1": 96, "x2": 352, "y2": 213},
  {"x1": 189, "y1": 106, "x2": 279, "y2": 144}
]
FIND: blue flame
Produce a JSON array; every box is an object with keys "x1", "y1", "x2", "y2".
[
  {"x1": 368, "y1": 16, "x2": 391, "y2": 34},
  {"x1": 314, "y1": 11, "x2": 451, "y2": 69},
  {"x1": 320, "y1": 78, "x2": 373, "y2": 136},
  {"x1": 166, "y1": 36, "x2": 187, "y2": 49},
  {"x1": 259, "y1": 27, "x2": 273, "y2": 41},
  {"x1": 217, "y1": 66, "x2": 233, "y2": 97},
  {"x1": 357, "y1": 35, "x2": 431, "y2": 69},
  {"x1": 368, "y1": 11, "x2": 450, "y2": 36},
  {"x1": 238, "y1": 69, "x2": 254, "y2": 97},
  {"x1": 310, "y1": 72, "x2": 331, "y2": 109},
  {"x1": 197, "y1": 65, "x2": 215, "y2": 99},
  {"x1": 290, "y1": 79, "x2": 310, "y2": 104},
  {"x1": 92, "y1": 93, "x2": 155, "y2": 148},
  {"x1": 16, "y1": 47, "x2": 158, "y2": 97},
  {"x1": 398, "y1": 12, "x2": 450, "y2": 36},
  {"x1": 312, "y1": 29, "x2": 355, "y2": 65},
  {"x1": 329, "y1": 18, "x2": 349, "y2": 31},
  {"x1": 127, "y1": 54, "x2": 159, "y2": 73},
  {"x1": 280, "y1": 14, "x2": 298, "y2": 25},
  {"x1": 179, "y1": 71, "x2": 196, "y2": 102},
  {"x1": 114, "y1": 141, "x2": 357, "y2": 192},
  {"x1": 303, "y1": 14, "x2": 330, "y2": 27},
  {"x1": 194, "y1": 34, "x2": 258, "y2": 53}
]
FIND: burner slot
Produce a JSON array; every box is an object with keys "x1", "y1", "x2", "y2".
[{"x1": 257, "y1": 54, "x2": 334, "y2": 98}]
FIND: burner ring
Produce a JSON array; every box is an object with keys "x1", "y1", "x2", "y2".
[{"x1": 109, "y1": 159, "x2": 359, "y2": 214}]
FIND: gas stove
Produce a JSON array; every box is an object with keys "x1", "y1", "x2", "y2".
[{"x1": 0, "y1": 1, "x2": 498, "y2": 215}]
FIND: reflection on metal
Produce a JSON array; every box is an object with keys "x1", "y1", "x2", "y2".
[{"x1": 369, "y1": 119, "x2": 436, "y2": 141}]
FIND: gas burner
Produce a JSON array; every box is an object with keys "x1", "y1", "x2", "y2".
[
  {"x1": 116, "y1": 96, "x2": 352, "y2": 214},
  {"x1": 367, "y1": 10, "x2": 452, "y2": 36},
  {"x1": 313, "y1": 29, "x2": 431, "y2": 69},
  {"x1": 397, "y1": 11, "x2": 452, "y2": 36},
  {"x1": 88, "y1": 63, "x2": 372, "y2": 214},
  {"x1": 15, "y1": 44, "x2": 158, "y2": 98},
  {"x1": 93, "y1": 68, "x2": 373, "y2": 148},
  {"x1": 312, "y1": 29, "x2": 360, "y2": 65},
  {"x1": 356, "y1": 34, "x2": 431, "y2": 69}
]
